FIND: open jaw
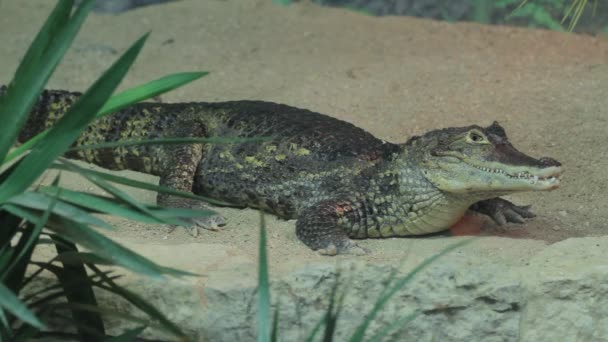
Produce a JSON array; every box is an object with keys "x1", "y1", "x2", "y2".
[{"x1": 467, "y1": 161, "x2": 563, "y2": 191}]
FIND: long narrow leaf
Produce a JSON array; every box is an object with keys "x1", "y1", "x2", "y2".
[
  {"x1": 367, "y1": 311, "x2": 419, "y2": 341},
  {"x1": 21, "y1": 271, "x2": 120, "y2": 305},
  {"x1": 322, "y1": 277, "x2": 344, "y2": 342},
  {"x1": 52, "y1": 235, "x2": 105, "y2": 339},
  {"x1": 0, "y1": 310, "x2": 10, "y2": 338},
  {"x1": 45, "y1": 302, "x2": 154, "y2": 332},
  {"x1": 271, "y1": 302, "x2": 280, "y2": 342},
  {"x1": 25, "y1": 255, "x2": 119, "y2": 290},
  {"x1": 257, "y1": 214, "x2": 270, "y2": 342},
  {"x1": 0, "y1": 0, "x2": 93, "y2": 161},
  {"x1": 0, "y1": 33, "x2": 149, "y2": 201},
  {"x1": 55, "y1": 159, "x2": 232, "y2": 206},
  {"x1": 349, "y1": 239, "x2": 474, "y2": 341},
  {"x1": 54, "y1": 251, "x2": 114, "y2": 266},
  {"x1": 0, "y1": 283, "x2": 45, "y2": 329},
  {"x1": 0, "y1": 210, "x2": 23, "y2": 264},
  {"x1": 68, "y1": 136, "x2": 271, "y2": 151},
  {"x1": 4, "y1": 191, "x2": 113, "y2": 229},
  {"x1": 70, "y1": 164, "x2": 183, "y2": 225},
  {"x1": 305, "y1": 315, "x2": 327, "y2": 342},
  {"x1": 11, "y1": 1, "x2": 73, "y2": 82},
  {"x1": 88, "y1": 263, "x2": 188, "y2": 339},
  {"x1": 4, "y1": 72, "x2": 208, "y2": 164},
  {"x1": 98, "y1": 72, "x2": 207, "y2": 117},
  {"x1": 39, "y1": 186, "x2": 214, "y2": 224},
  {"x1": 47, "y1": 219, "x2": 194, "y2": 278},
  {"x1": 0, "y1": 176, "x2": 56, "y2": 292}
]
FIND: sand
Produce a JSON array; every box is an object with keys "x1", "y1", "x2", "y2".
[{"x1": 1, "y1": 0, "x2": 607, "y2": 274}]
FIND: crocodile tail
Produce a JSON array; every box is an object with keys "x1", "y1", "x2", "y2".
[{"x1": 17, "y1": 88, "x2": 82, "y2": 143}]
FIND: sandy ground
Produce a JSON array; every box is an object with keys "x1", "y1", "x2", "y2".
[{"x1": 1, "y1": 1, "x2": 607, "y2": 273}]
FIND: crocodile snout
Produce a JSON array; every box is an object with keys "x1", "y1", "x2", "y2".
[{"x1": 539, "y1": 157, "x2": 561, "y2": 168}]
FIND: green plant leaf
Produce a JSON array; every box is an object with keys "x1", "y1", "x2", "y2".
[
  {"x1": 0, "y1": 310, "x2": 10, "y2": 339},
  {"x1": 39, "y1": 186, "x2": 214, "y2": 224},
  {"x1": 563, "y1": 0, "x2": 588, "y2": 31},
  {"x1": 0, "y1": 32, "x2": 149, "y2": 202},
  {"x1": 68, "y1": 136, "x2": 271, "y2": 152},
  {"x1": 271, "y1": 302, "x2": 280, "y2": 342},
  {"x1": 532, "y1": 7, "x2": 564, "y2": 30},
  {"x1": 53, "y1": 251, "x2": 114, "y2": 266},
  {"x1": 305, "y1": 314, "x2": 327, "y2": 342},
  {"x1": 98, "y1": 72, "x2": 207, "y2": 117},
  {"x1": 0, "y1": 283, "x2": 45, "y2": 329},
  {"x1": 47, "y1": 218, "x2": 192, "y2": 278},
  {"x1": 349, "y1": 239, "x2": 474, "y2": 341},
  {"x1": 23, "y1": 254, "x2": 120, "y2": 294},
  {"x1": 1, "y1": 204, "x2": 51, "y2": 229},
  {"x1": 0, "y1": 211, "x2": 22, "y2": 271},
  {"x1": 4, "y1": 191, "x2": 113, "y2": 229},
  {"x1": 273, "y1": 0, "x2": 294, "y2": 5},
  {"x1": 0, "y1": 0, "x2": 93, "y2": 161},
  {"x1": 54, "y1": 159, "x2": 232, "y2": 206},
  {"x1": 367, "y1": 310, "x2": 419, "y2": 341},
  {"x1": 52, "y1": 235, "x2": 105, "y2": 339},
  {"x1": 5, "y1": 72, "x2": 208, "y2": 164},
  {"x1": 321, "y1": 275, "x2": 345, "y2": 342},
  {"x1": 88, "y1": 263, "x2": 189, "y2": 340},
  {"x1": 0, "y1": 176, "x2": 55, "y2": 293},
  {"x1": 43, "y1": 302, "x2": 151, "y2": 333},
  {"x1": 68, "y1": 163, "x2": 183, "y2": 225},
  {"x1": 257, "y1": 213, "x2": 271, "y2": 342}
]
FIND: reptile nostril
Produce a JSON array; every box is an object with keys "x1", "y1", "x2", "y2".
[{"x1": 540, "y1": 157, "x2": 561, "y2": 167}]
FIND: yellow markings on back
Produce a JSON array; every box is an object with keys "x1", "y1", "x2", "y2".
[
  {"x1": 219, "y1": 150, "x2": 236, "y2": 161},
  {"x1": 244, "y1": 156, "x2": 266, "y2": 167},
  {"x1": 44, "y1": 102, "x2": 71, "y2": 128},
  {"x1": 296, "y1": 147, "x2": 311, "y2": 156}
]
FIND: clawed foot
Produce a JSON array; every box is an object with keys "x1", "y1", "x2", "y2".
[
  {"x1": 193, "y1": 214, "x2": 227, "y2": 232},
  {"x1": 317, "y1": 239, "x2": 370, "y2": 256},
  {"x1": 169, "y1": 214, "x2": 227, "y2": 236},
  {"x1": 470, "y1": 198, "x2": 536, "y2": 226}
]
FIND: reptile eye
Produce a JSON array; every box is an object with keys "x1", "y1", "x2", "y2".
[{"x1": 469, "y1": 131, "x2": 485, "y2": 143}]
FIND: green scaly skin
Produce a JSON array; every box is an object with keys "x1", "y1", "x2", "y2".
[{"x1": 8, "y1": 86, "x2": 563, "y2": 255}]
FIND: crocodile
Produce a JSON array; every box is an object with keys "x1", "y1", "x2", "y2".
[{"x1": 9, "y1": 86, "x2": 563, "y2": 255}]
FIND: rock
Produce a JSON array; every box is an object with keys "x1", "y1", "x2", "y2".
[{"x1": 24, "y1": 237, "x2": 605, "y2": 341}]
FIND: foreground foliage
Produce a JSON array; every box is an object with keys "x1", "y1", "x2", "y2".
[{"x1": 0, "y1": 0, "x2": 211, "y2": 339}]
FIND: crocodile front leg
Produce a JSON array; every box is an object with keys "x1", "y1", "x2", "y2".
[
  {"x1": 469, "y1": 197, "x2": 535, "y2": 225},
  {"x1": 296, "y1": 199, "x2": 369, "y2": 256},
  {"x1": 157, "y1": 143, "x2": 226, "y2": 235}
]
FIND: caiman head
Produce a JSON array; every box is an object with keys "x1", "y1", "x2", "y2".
[{"x1": 407, "y1": 121, "x2": 563, "y2": 195}]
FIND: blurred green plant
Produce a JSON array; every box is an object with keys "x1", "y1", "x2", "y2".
[
  {"x1": 0, "y1": 0, "x2": 219, "y2": 340},
  {"x1": 273, "y1": 0, "x2": 294, "y2": 6},
  {"x1": 276, "y1": 0, "x2": 599, "y2": 33},
  {"x1": 499, "y1": 0, "x2": 566, "y2": 31},
  {"x1": 497, "y1": 0, "x2": 595, "y2": 31},
  {"x1": 472, "y1": 0, "x2": 492, "y2": 24}
]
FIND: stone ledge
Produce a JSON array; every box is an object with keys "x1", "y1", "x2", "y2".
[{"x1": 30, "y1": 236, "x2": 606, "y2": 341}]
